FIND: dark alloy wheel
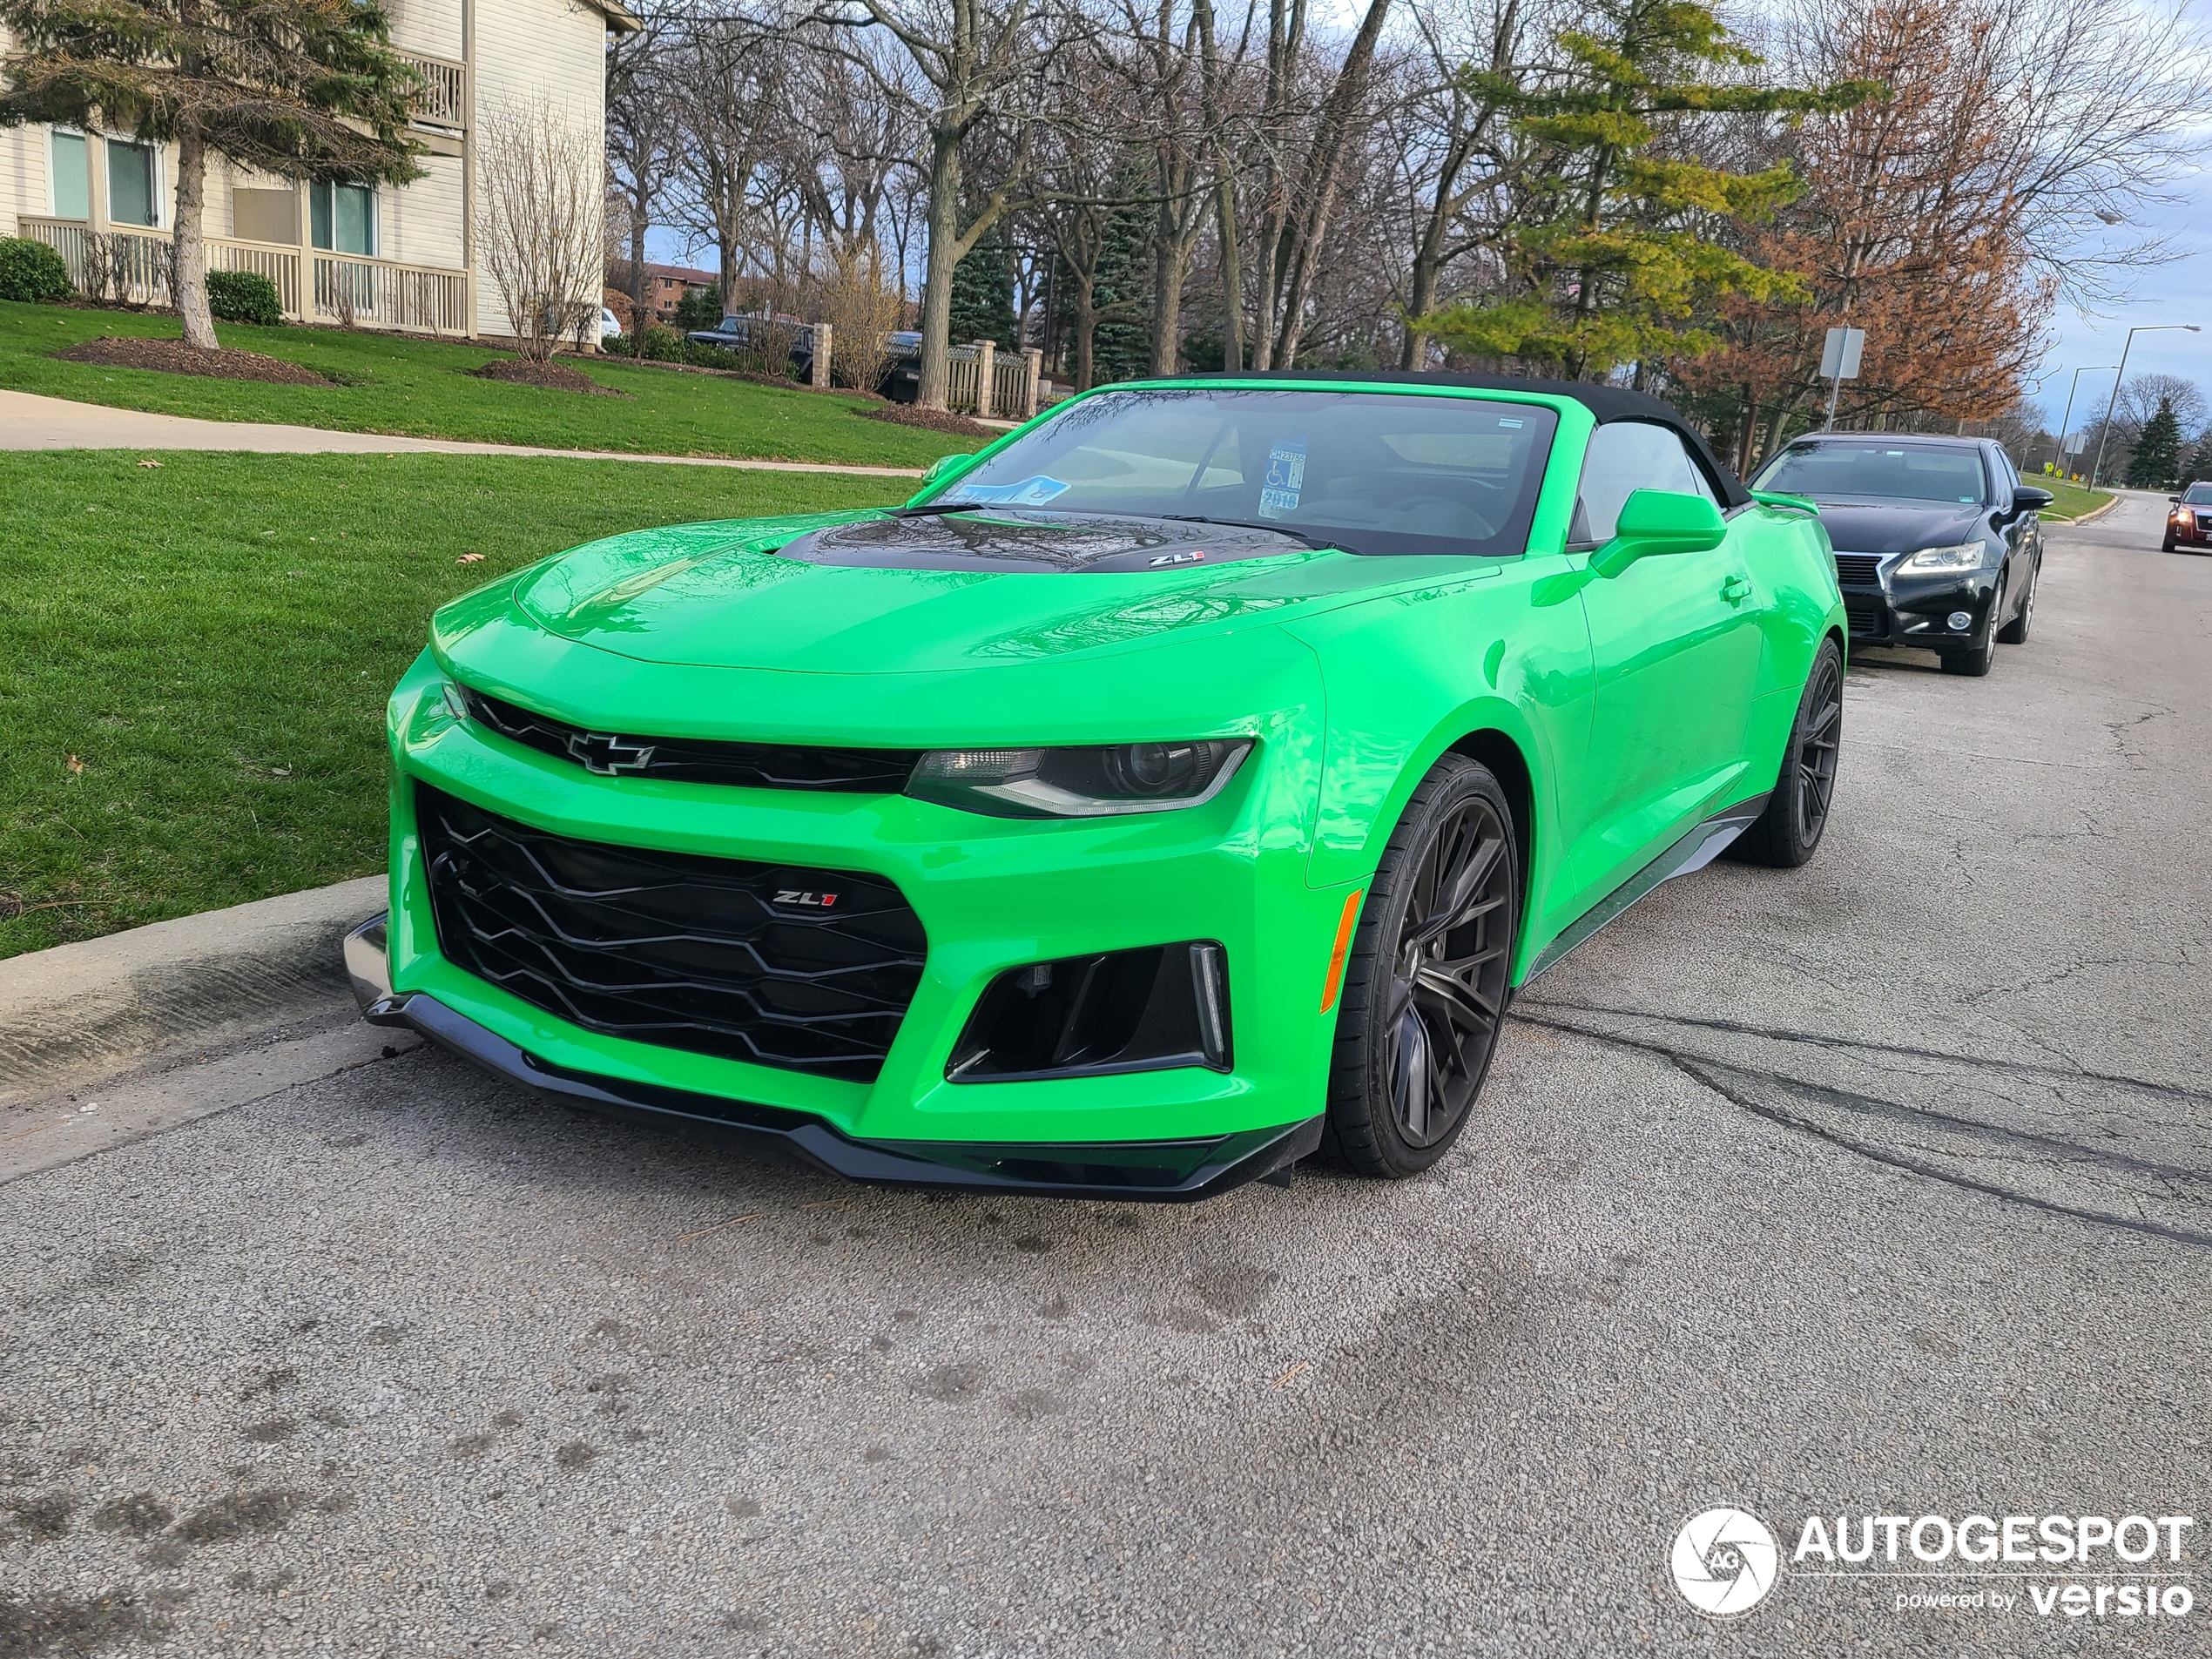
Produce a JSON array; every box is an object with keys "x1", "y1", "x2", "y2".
[
  {"x1": 1322, "y1": 756, "x2": 1519, "y2": 1179},
  {"x1": 1732, "y1": 637, "x2": 1843, "y2": 868}
]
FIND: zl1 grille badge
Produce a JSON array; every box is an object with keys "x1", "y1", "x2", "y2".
[
  {"x1": 775, "y1": 889, "x2": 840, "y2": 908},
  {"x1": 566, "y1": 731, "x2": 658, "y2": 774}
]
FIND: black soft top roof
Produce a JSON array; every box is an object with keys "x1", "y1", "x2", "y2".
[{"x1": 1185, "y1": 368, "x2": 1750, "y2": 509}]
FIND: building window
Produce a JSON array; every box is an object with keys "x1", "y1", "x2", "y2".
[
  {"x1": 106, "y1": 138, "x2": 159, "y2": 226},
  {"x1": 51, "y1": 132, "x2": 90, "y2": 219},
  {"x1": 310, "y1": 181, "x2": 377, "y2": 257}
]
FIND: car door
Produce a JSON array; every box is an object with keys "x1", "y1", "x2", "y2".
[
  {"x1": 1988, "y1": 444, "x2": 2033, "y2": 612},
  {"x1": 1565, "y1": 421, "x2": 1768, "y2": 908}
]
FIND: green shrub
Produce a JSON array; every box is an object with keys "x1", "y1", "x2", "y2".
[
  {"x1": 671, "y1": 287, "x2": 723, "y2": 334},
  {"x1": 637, "y1": 323, "x2": 684, "y2": 362},
  {"x1": 206, "y1": 270, "x2": 284, "y2": 326},
  {"x1": 0, "y1": 238, "x2": 72, "y2": 303}
]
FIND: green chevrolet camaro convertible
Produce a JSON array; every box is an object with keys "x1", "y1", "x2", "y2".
[{"x1": 347, "y1": 372, "x2": 1844, "y2": 1199}]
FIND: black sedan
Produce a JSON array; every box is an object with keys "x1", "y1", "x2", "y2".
[
  {"x1": 1748, "y1": 434, "x2": 2049, "y2": 677},
  {"x1": 2162, "y1": 481, "x2": 2212, "y2": 552}
]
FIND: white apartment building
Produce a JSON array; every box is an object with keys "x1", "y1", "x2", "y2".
[{"x1": 1, "y1": 0, "x2": 637, "y2": 338}]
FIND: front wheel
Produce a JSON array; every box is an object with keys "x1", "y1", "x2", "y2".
[
  {"x1": 1321, "y1": 756, "x2": 1520, "y2": 1180},
  {"x1": 1732, "y1": 637, "x2": 1843, "y2": 868},
  {"x1": 1996, "y1": 560, "x2": 2036, "y2": 644}
]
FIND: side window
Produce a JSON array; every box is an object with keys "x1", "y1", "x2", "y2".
[{"x1": 1572, "y1": 421, "x2": 1711, "y2": 543}]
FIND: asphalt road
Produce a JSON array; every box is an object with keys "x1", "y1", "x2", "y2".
[{"x1": 4, "y1": 492, "x2": 2209, "y2": 1658}]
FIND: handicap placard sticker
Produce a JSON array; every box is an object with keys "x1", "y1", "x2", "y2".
[
  {"x1": 1258, "y1": 438, "x2": 1307, "y2": 519},
  {"x1": 948, "y1": 475, "x2": 1072, "y2": 506}
]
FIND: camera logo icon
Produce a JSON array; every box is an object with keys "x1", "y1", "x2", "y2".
[{"x1": 1670, "y1": 1507, "x2": 1780, "y2": 1616}]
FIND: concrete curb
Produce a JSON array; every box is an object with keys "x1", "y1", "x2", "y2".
[
  {"x1": 0, "y1": 874, "x2": 387, "y2": 1109},
  {"x1": 2060, "y1": 493, "x2": 2122, "y2": 525}
]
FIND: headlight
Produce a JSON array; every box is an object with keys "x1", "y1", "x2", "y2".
[
  {"x1": 1897, "y1": 542, "x2": 1986, "y2": 575},
  {"x1": 907, "y1": 740, "x2": 1253, "y2": 818}
]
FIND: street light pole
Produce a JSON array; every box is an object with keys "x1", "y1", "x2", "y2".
[
  {"x1": 2058, "y1": 365, "x2": 2117, "y2": 476},
  {"x1": 2088, "y1": 324, "x2": 2203, "y2": 489}
]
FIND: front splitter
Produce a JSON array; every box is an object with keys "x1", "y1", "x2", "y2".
[{"x1": 349, "y1": 918, "x2": 1318, "y2": 1202}]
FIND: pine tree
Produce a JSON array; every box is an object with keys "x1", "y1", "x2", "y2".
[
  {"x1": 2128, "y1": 398, "x2": 2182, "y2": 491},
  {"x1": 1089, "y1": 201, "x2": 1151, "y2": 385},
  {"x1": 0, "y1": 0, "x2": 424, "y2": 350},
  {"x1": 1424, "y1": 0, "x2": 1872, "y2": 378},
  {"x1": 2181, "y1": 429, "x2": 2212, "y2": 488},
  {"x1": 948, "y1": 231, "x2": 1017, "y2": 350}
]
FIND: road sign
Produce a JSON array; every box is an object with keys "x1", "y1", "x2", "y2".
[
  {"x1": 1821, "y1": 327, "x2": 1865, "y2": 381},
  {"x1": 1821, "y1": 326, "x2": 1866, "y2": 430}
]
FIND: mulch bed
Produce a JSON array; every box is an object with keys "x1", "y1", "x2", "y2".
[
  {"x1": 467, "y1": 359, "x2": 630, "y2": 397},
  {"x1": 54, "y1": 336, "x2": 330, "y2": 386},
  {"x1": 866, "y1": 404, "x2": 998, "y2": 440}
]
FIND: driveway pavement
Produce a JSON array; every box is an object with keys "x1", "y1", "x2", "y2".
[
  {"x1": 2, "y1": 493, "x2": 2206, "y2": 1657},
  {"x1": 0, "y1": 388, "x2": 925, "y2": 476}
]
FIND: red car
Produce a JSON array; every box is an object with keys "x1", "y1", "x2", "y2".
[{"x1": 2163, "y1": 482, "x2": 2212, "y2": 551}]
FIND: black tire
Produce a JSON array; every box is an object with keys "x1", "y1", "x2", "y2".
[
  {"x1": 1321, "y1": 756, "x2": 1519, "y2": 1180},
  {"x1": 1996, "y1": 559, "x2": 2036, "y2": 644},
  {"x1": 1939, "y1": 579, "x2": 2000, "y2": 677},
  {"x1": 1732, "y1": 637, "x2": 1843, "y2": 869},
  {"x1": 2162, "y1": 534, "x2": 2177, "y2": 553}
]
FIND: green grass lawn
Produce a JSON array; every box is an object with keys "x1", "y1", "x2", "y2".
[
  {"x1": 0, "y1": 300, "x2": 971, "y2": 468},
  {"x1": 2035, "y1": 479, "x2": 2113, "y2": 521},
  {"x1": 0, "y1": 451, "x2": 904, "y2": 959}
]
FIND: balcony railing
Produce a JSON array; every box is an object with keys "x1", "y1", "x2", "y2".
[
  {"x1": 21, "y1": 216, "x2": 469, "y2": 338},
  {"x1": 396, "y1": 51, "x2": 468, "y2": 130}
]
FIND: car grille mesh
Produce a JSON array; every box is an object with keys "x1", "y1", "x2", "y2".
[
  {"x1": 416, "y1": 785, "x2": 927, "y2": 1082},
  {"x1": 1832, "y1": 553, "x2": 1883, "y2": 584},
  {"x1": 459, "y1": 685, "x2": 921, "y2": 793},
  {"x1": 1842, "y1": 593, "x2": 1887, "y2": 637}
]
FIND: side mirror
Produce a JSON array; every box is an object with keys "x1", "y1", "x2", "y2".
[
  {"x1": 2012, "y1": 485, "x2": 2055, "y2": 513},
  {"x1": 1589, "y1": 489, "x2": 1727, "y2": 578},
  {"x1": 919, "y1": 452, "x2": 974, "y2": 491}
]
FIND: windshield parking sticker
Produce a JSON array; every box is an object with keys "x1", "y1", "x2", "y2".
[
  {"x1": 1258, "y1": 437, "x2": 1308, "y2": 518},
  {"x1": 950, "y1": 475, "x2": 1072, "y2": 506}
]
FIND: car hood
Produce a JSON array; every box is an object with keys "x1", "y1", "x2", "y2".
[
  {"x1": 1812, "y1": 500, "x2": 1990, "y2": 556},
  {"x1": 491, "y1": 509, "x2": 1469, "y2": 673}
]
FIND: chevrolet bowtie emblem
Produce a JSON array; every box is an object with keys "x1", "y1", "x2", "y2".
[{"x1": 567, "y1": 731, "x2": 658, "y2": 774}]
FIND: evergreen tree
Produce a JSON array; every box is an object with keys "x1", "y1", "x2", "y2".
[
  {"x1": 1424, "y1": 0, "x2": 1872, "y2": 378},
  {"x1": 1089, "y1": 201, "x2": 1150, "y2": 384},
  {"x1": 1, "y1": 0, "x2": 425, "y2": 351},
  {"x1": 2181, "y1": 428, "x2": 2212, "y2": 488},
  {"x1": 2128, "y1": 398, "x2": 2182, "y2": 489},
  {"x1": 948, "y1": 232, "x2": 1016, "y2": 349}
]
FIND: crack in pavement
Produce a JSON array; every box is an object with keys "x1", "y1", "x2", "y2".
[{"x1": 1508, "y1": 1008, "x2": 2212, "y2": 1251}]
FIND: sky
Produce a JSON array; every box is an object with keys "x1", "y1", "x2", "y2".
[{"x1": 2034, "y1": 158, "x2": 2212, "y2": 442}]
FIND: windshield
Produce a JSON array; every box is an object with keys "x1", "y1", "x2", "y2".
[
  {"x1": 1752, "y1": 442, "x2": 1989, "y2": 506},
  {"x1": 925, "y1": 388, "x2": 1559, "y2": 558},
  {"x1": 2182, "y1": 483, "x2": 2212, "y2": 503}
]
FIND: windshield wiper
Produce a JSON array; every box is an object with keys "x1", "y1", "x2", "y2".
[
  {"x1": 887, "y1": 501, "x2": 998, "y2": 517},
  {"x1": 1159, "y1": 514, "x2": 1350, "y2": 553}
]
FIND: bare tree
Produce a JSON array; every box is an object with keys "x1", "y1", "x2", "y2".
[
  {"x1": 477, "y1": 96, "x2": 608, "y2": 361},
  {"x1": 607, "y1": 3, "x2": 684, "y2": 319}
]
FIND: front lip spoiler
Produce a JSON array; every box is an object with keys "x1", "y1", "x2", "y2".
[{"x1": 344, "y1": 914, "x2": 1318, "y2": 1202}]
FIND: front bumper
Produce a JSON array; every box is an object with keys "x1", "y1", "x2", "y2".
[
  {"x1": 1839, "y1": 564, "x2": 2002, "y2": 651},
  {"x1": 348, "y1": 914, "x2": 1319, "y2": 1198},
  {"x1": 2166, "y1": 513, "x2": 2212, "y2": 547}
]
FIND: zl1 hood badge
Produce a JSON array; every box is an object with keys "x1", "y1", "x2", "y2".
[{"x1": 1150, "y1": 550, "x2": 1207, "y2": 567}]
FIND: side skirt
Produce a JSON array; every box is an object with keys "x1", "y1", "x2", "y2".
[{"x1": 1521, "y1": 792, "x2": 1770, "y2": 984}]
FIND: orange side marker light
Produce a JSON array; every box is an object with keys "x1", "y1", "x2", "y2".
[{"x1": 1318, "y1": 888, "x2": 1366, "y2": 1014}]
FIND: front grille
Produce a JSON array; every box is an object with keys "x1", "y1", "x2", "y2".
[
  {"x1": 1843, "y1": 593, "x2": 1887, "y2": 638},
  {"x1": 416, "y1": 785, "x2": 927, "y2": 1082},
  {"x1": 460, "y1": 685, "x2": 921, "y2": 793},
  {"x1": 1833, "y1": 553, "x2": 1883, "y2": 585}
]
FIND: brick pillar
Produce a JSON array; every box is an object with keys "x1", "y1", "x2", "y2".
[
  {"x1": 974, "y1": 339, "x2": 995, "y2": 418},
  {"x1": 811, "y1": 321, "x2": 833, "y2": 390},
  {"x1": 1022, "y1": 347, "x2": 1042, "y2": 420}
]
